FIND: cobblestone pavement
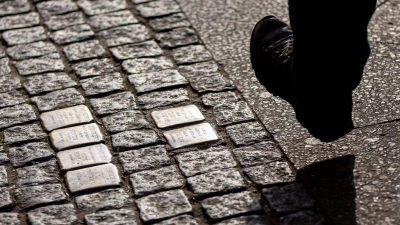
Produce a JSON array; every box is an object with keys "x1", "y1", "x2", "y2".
[{"x1": 0, "y1": 0, "x2": 398, "y2": 225}]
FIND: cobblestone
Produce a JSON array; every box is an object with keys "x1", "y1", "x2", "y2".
[
  {"x1": 172, "y1": 45, "x2": 213, "y2": 64},
  {"x1": 23, "y1": 72, "x2": 77, "y2": 95},
  {"x1": 3, "y1": 123, "x2": 46, "y2": 144},
  {"x1": 122, "y1": 57, "x2": 174, "y2": 74},
  {"x1": 136, "y1": 189, "x2": 192, "y2": 222},
  {"x1": 215, "y1": 215, "x2": 270, "y2": 225},
  {"x1": 226, "y1": 122, "x2": 268, "y2": 146},
  {"x1": 136, "y1": 0, "x2": 181, "y2": 18},
  {"x1": 190, "y1": 73, "x2": 236, "y2": 93},
  {"x1": 112, "y1": 130, "x2": 159, "y2": 149},
  {"x1": 0, "y1": 75, "x2": 20, "y2": 93},
  {"x1": 155, "y1": 28, "x2": 199, "y2": 48},
  {"x1": 244, "y1": 161, "x2": 295, "y2": 186},
  {"x1": 77, "y1": 0, "x2": 127, "y2": 16},
  {"x1": 214, "y1": 101, "x2": 255, "y2": 126},
  {"x1": 3, "y1": 26, "x2": 47, "y2": 46},
  {"x1": 0, "y1": 0, "x2": 30, "y2": 17},
  {"x1": 0, "y1": 153, "x2": 9, "y2": 165},
  {"x1": 39, "y1": 105, "x2": 93, "y2": 131},
  {"x1": 9, "y1": 142, "x2": 54, "y2": 167},
  {"x1": 201, "y1": 91, "x2": 239, "y2": 107},
  {"x1": 149, "y1": 13, "x2": 191, "y2": 31},
  {"x1": 63, "y1": 40, "x2": 107, "y2": 61},
  {"x1": 50, "y1": 24, "x2": 95, "y2": 44},
  {"x1": 119, "y1": 145, "x2": 171, "y2": 174},
  {"x1": 0, "y1": 12, "x2": 40, "y2": 31},
  {"x1": 44, "y1": 11, "x2": 86, "y2": 31},
  {"x1": 0, "y1": 57, "x2": 11, "y2": 75},
  {"x1": 72, "y1": 58, "x2": 117, "y2": 78},
  {"x1": 0, "y1": 44, "x2": 5, "y2": 58},
  {"x1": 110, "y1": 40, "x2": 163, "y2": 60},
  {"x1": 31, "y1": 88, "x2": 85, "y2": 112},
  {"x1": 128, "y1": 69, "x2": 188, "y2": 93},
  {"x1": 7, "y1": 41, "x2": 58, "y2": 60},
  {"x1": 201, "y1": 191, "x2": 262, "y2": 220},
  {"x1": 102, "y1": 110, "x2": 149, "y2": 133},
  {"x1": 14, "y1": 184, "x2": 67, "y2": 209},
  {"x1": 155, "y1": 215, "x2": 199, "y2": 225},
  {"x1": 16, "y1": 160, "x2": 59, "y2": 186},
  {"x1": 279, "y1": 211, "x2": 325, "y2": 225},
  {"x1": 176, "y1": 146, "x2": 237, "y2": 177},
  {"x1": 36, "y1": 0, "x2": 78, "y2": 19},
  {"x1": 0, "y1": 91, "x2": 24, "y2": 108},
  {"x1": 99, "y1": 24, "x2": 151, "y2": 47},
  {"x1": 178, "y1": 61, "x2": 219, "y2": 79},
  {"x1": 90, "y1": 91, "x2": 138, "y2": 115},
  {"x1": 27, "y1": 204, "x2": 77, "y2": 224},
  {"x1": 15, "y1": 53, "x2": 65, "y2": 76},
  {"x1": 0, "y1": 166, "x2": 8, "y2": 186},
  {"x1": 232, "y1": 142, "x2": 282, "y2": 167},
  {"x1": 0, "y1": 213, "x2": 19, "y2": 225},
  {"x1": 81, "y1": 72, "x2": 124, "y2": 96},
  {"x1": 130, "y1": 165, "x2": 185, "y2": 196},
  {"x1": 0, "y1": 104, "x2": 37, "y2": 129},
  {"x1": 89, "y1": 10, "x2": 138, "y2": 30},
  {"x1": 75, "y1": 188, "x2": 132, "y2": 212},
  {"x1": 137, "y1": 88, "x2": 189, "y2": 110},
  {"x1": 85, "y1": 209, "x2": 137, "y2": 225}
]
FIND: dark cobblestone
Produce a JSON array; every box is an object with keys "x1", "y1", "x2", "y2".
[
  {"x1": 178, "y1": 61, "x2": 219, "y2": 79},
  {"x1": 0, "y1": 0, "x2": 30, "y2": 17},
  {"x1": 130, "y1": 165, "x2": 185, "y2": 196},
  {"x1": 50, "y1": 24, "x2": 95, "y2": 44},
  {"x1": 9, "y1": 142, "x2": 54, "y2": 167},
  {"x1": 16, "y1": 160, "x2": 59, "y2": 186},
  {"x1": 201, "y1": 191, "x2": 262, "y2": 220},
  {"x1": 77, "y1": 0, "x2": 127, "y2": 16},
  {"x1": 149, "y1": 13, "x2": 191, "y2": 31},
  {"x1": 0, "y1": 91, "x2": 24, "y2": 108},
  {"x1": 63, "y1": 40, "x2": 107, "y2": 61},
  {"x1": 3, "y1": 123, "x2": 46, "y2": 144},
  {"x1": 7, "y1": 41, "x2": 57, "y2": 60},
  {"x1": 0, "y1": 104, "x2": 37, "y2": 129},
  {"x1": 136, "y1": 0, "x2": 181, "y2": 18},
  {"x1": 155, "y1": 28, "x2": 199, "y2": 48},
  {"x1": 128, "y1": 69, "x2": 188, "y2": 93},
  {"x1": 0, "y1": 153, "x2": 9, "y2": 165},
  {"x1": 172, "y1": 45, "x2": 213, "y2": 64},
  {"x1": 137, "y1": 88, "x2": 189, "y2": 110},
  {"x1": 136, "y1": 189, "x2": 192, "y2": 222},
  {"x1": 214, "y1": 101, "x2": 255, "y2": 126},
  {"x1": 72, "y1": 58, "x2": 117, "y2": 78},
  {"x1": 31, "y1": 88, "x2": 85, "y2": 112},
  {"x1": 89, "y1": 10, "x2": 138, "y2": 30},
  {"x1": 112, "y1": 130, "x2": 159, "y2": 149},
  {"x1": 3, "y1": 26, "x2": 47, "y2": 46},
  {"x1": 27, "y1": 204, "x2": 77, "y2": 224},
  {"x1": 244, "y1": 162, "x2": 295, "y2": 186},
  {"x1": 119, "y1": 145, "x2": 170, "y2": 174},
  {"x1": 155, "y1": 215, "x2": 198, "y2": 225},
  {"x1": 36, "y1": 0, "x2": 78, "y2": 19},
  {"x1": 102, "y1": 110, "x2": 149, "y2": 133},
  {"x1": 0, "y1": 12, "x2": 40, "y2": 31},
  {"x1": 201, "y1": 91, "x2": 239, "y2": 107},
  {"x1": 90, "y1": 91, "x2": 138, "y2": 115},
  {"x1": 232, "y1": 141, "x2": 283, "y2": 167},
  {"x1": 44, "y1": 11, "x2": 86, "y2": 31},
  {"x1": 176, "y1": 146, "x2": 237, "y2": 177},
  {"x1": 0, "y1": 166, "x2": 8, "y2": 186},
  {"x1": 187, "y1": 169, "x2": 245, "y2": 197},
  {"x1": 14, "y1": 184, "x2": 67, "y2": 209},
  {"x1": 122, "y1": 57, "x2": 174, "y2": 74},
  {"x1": 23, "y1": 72, "x2": 77, "y2": 95},
  {"x1": 279, "y1": 211, "x2": 326, "y2": 225},
  {"x1": 215, "y1": 215, "x2": 270, "y2": 225},
  {"x1": 15, "y1": 53, "x2": 65, "y2": 75},
  {"x1": 75, "y1": 188, "x2": 132, "y2": 212},
  {"x1": 0, "y1": 213, "x2": 19, "y2": 225},
  {"x1": 226, "y1": 122, "x2": 268, "y2": 146},
  {"x1": 190, "y1": 72, "x2": 236, "y2": 93},
  {"x1": 99, "y1": 24, "x2": 151, "y2": 47},
  {"x1": 81, "y1": 72, "x2": 124, "y2": 96},
  {"x1": 85, "y1": 209, "x2": 137, "y2": 225},
  {"x1": 110, "y1": 40, "x2": 163, "y2": 60}
]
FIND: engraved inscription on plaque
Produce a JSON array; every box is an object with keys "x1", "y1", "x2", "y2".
[
  {"x1": 163, "y1": 123, "x2": 219, "y2": 149},
  {"x1": 50, "y1": 123, "x2": 104, "y2": 151},
  {"x1": 151, "y1": 104, "x2": 205, "y2": 128},
  {"x1": 56, "y1": 144, "x2": 112, "y2": 171},
  {"x1": 40, "y1": 105, "x2": 93, "y2": 131},
  {"x1": 65, "y1": 164, "x2": 120, "y2": 194}
]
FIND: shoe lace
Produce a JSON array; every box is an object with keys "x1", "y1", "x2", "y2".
[{"x1": 264, "y1": 35, "x2": 293, "y2": 69}]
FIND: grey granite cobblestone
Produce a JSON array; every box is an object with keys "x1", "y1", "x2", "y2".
[
  {"x1": 172, "y1": 45, "x2": 213, "y2": 64},
  {"x1": 279, "y1": 211, "x2": 325, "y2": 225},
  {"x1": 77, "y1": 0, "x2": 127, "y2": 16},
  {"x1": 110, "y1": 40, "x2": 163, "y2": 60},
  {"x1": 0, "y1": 0, "x2": 30, "y2": 17},
  {"x1": 136, "y1": 189, "x2": 192, "y2": 222},
  {"x1": 0, "y1": 12, "x2": 40, "y2": 31},
  {"x1": 130, "y1": 165, "x2": 185, "y2": 196},
  {"x1": 7, "y1": 41, "x2": 57, "y2": 60},
  {"x1": 102, "y1": 110, "x2": 149, "y2": 133},
  {"x1": 128, "y1": 69, "x2": 188, "y2": 93},
  {"x1": 0, "y1": 213, "x2": 19, "y2": 225},
  {"x1": 27, "y1": 204, "x2": 77, "y2": 224},
  {"x1": 178, "y1": 61, "x2": 219, "y2": 78},
  {"x1": 99, "y1": 24, "x2": 152, "y2": 47},
  {"x1": 72, "y1": 58, "x2": 116, "y2": 78},
  {"x1": 190, "y1": 72, "x2": 236, "y2": 93},
  {"x1": 90, "y1": 91, "x2": 138, "y2": 115},
  {"x1": 15, "y1": 53, "x2": 65, "y2": 75},
  {"x1": 122, "y1": 57, "x2": 174, "y2": 74},
  {"x1": 31, "y1": 88, "x2": 85, "y2": 112},
  {"x1": 155, "y1": 28, "x2": 199, "y2": 48},
  {"x1": 136, "y1": 0, "x2": 181, "y2": 18},
  {"x1": 0, "y1": 166, "x2": 8, "y2": 186},
  {"x1": 85, "y1": 209, "x2": 137, "y2": 225},
  {"x1": 16, "y1": 160, "x2": 59, "y2": 186},
  {"x1": 9, "y1": 142, "x2": 54, "y2": 167},
  {"x1": 44, "y1": 11, "x2": 86, "y2": 31},
  {"x1": 232, "y1": 141, "x2": 282, "y2": 167},
  {"x1": 201, "y1": 91, "x2": 239, "y2": 107},
  {"x1": 214, "y1": 101, "x2": 255, "y2": 126},
  {"x1": 23, "y1": 72, "x2": 77, "y2": 95},
  {"x1": 215, "y1": 215, "x2": 270, "y2": 225},
  {"x1": 137, "y1": 88, "x2": 189, "y2": 110},
  {"x1": 0, "y1": 104, "x2": 37, "y2": 129},
  {"x1": 176, "y1": 146, "x2": 237, "y2": 177},
  {"x1": 63, "y1": 40, "x2": 107, "y2": 61},
  {"x1": 3, "y1": 123, "x2": 46, "y2": 144},
  {"x1": 0, "y1": 91, "x2": 24, "y2": 108},
  {"x1": 14, "y1": 184, "x2": 67, "y2": 209},
  {"x1": 0, "y1": 75, "x2": 20, "y2": 93},
  {"x1": 36, "y1": 0, "x2": 78, "y2": 18},
  {"x1": 81, "y1": 72, "x2": 124, "y2": 96},
  {"x1": 155, "y1": 215, "x2": 199, "y2": 225},
  {"x1": 75, "y1": 188, "x2": 132, "y2": 212},
  {"x1": 0, "y1": 153, "x2": 9, "y2": 165},
  {"x1": 244, "y1": 161, "x2": 295, "y2": 186},
  {"x1": 0, "y1": 44, "x2": 5, "y2": 58},
  {"x1": 112, "y1": 130, "x2": 159, "y2": 149},
  {"x1": 50, "y1": 24, "x2": 95, "y2": 44},
  {"x1": 119, "y1": 145, "x2": 171, "y2": 174},
  {"x1": 89, "y1": 10, "x2": 138, "y2": 30},
  {"x1": 149, "y1": 13, "x2": 191, "y2": 31},
  {"x1": 226, "y1": 122, "x2": 268, "y2": 146},
  {"x1": 0, "y1": 58, "x2": 11, "y2": 75},
  {"x1": 3, "y1": 26, "x2": 47, "y2": 46}
]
